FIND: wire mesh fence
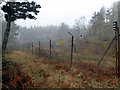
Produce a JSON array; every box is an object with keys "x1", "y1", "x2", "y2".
[{"x1": 30, "y1": 36, "x2": 116, "y2": 70}]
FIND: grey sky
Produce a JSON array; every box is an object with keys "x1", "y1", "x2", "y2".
[{"x1": 16, "y1": 0, "x2": 118, "y2": 27}]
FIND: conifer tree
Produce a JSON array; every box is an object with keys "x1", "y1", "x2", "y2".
[{"x1": 2, "y1": 1, "x2": 41, "y2": 55}]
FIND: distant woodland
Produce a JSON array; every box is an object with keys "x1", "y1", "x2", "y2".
[{"x1": 1, "y1": 1, "x2": 119, "y2": 49}]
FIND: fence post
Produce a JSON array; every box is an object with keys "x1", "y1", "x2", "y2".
[
  {"x1": 47, "y1": 37, "x2": 51, "y2": 59},
  {"x1": 93, "y1": 37, "x2": 116, "y2": 73},
  {"x1": 50, "y1": 39, "x2": 51, "y2": 59},
  {"x1": 113, "y1": 21, "x2": 120, "y2": 78},
  {"x1": 115, "y1": 30, "x2": 118, "y2": 75},
  {"x1": 118, "y1": 1, "x2": 120, "y2": 80},
  {"x1": 117, "y1": 27, "x2": 120, "y2": 78},
  {"x1": 70, "y1": 36, "x2": 74, "y2": 67},
  {"x1": 68, "y1": 32, "x2": 74, "y2": 67},
  {"x1": 39, "y1": 41, "x2": 40, "y2": 56},
  {"x1": 32, "y1": 42, "x2": 34, "y2": 55}
]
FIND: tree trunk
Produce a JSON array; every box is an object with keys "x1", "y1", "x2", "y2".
[
  {"x1": 118, "y1": 2, "x2": 120, "y2": 85},
  {"x1": 2, "y1": 15, "x2": 11, "y2": 56},
  {"x1": 118, "y1": 1, "x2": 120, "y2": 27}
]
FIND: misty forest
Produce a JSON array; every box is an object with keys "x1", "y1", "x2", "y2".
[{"x1": 1, "y1": 0, "x2": 120, "y2": 88}]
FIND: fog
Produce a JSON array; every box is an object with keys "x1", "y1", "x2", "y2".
[
  {"x1": 1, "y1": 0, "x2": 119, "y2": 53},
  {"x1": 16, "y1": 0, "x2": 117, "y2": 27}
]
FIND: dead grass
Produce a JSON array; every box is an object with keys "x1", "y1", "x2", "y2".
[
  {"x1": 2, "y1": 57, "x2": 32, "y2": 88},
  {"x1": 6, "y1": 50, "x2": 118, "y2": 88}
]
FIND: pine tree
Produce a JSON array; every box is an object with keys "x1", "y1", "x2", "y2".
[{"x1": 2, "y1": 1, "x2": 41, "y2": 55}]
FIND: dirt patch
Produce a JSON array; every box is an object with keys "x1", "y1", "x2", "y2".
[{"x1": 54, "y1": 64, "x2": 71, "y2": 72}]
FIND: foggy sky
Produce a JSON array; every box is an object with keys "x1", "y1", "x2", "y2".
[{"x1": 16, "y1": 0, "x2": 118, "y2": 27}]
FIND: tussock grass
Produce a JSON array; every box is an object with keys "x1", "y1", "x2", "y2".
[{"x1": 6, "y1": 50, "x2": 118, "y2": 88}]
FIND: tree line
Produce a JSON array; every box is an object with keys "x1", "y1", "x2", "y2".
[{"x1": 1, "y1": 1, "x2": 119, "y2": 48}]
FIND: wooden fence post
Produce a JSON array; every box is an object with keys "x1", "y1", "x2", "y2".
[
  {"x1": 68, "y1": 32, "x2": 74, "y2": 67},
  {"x1": 32, "y1": 42, "x2": 34, "y2": 55},
  {"x1": 118, "y1": 1, "x2": 120, "y2": 84},
  {"x1": 117, "y1": 27, "x2": 120, "y2": 78},
  {"x1": 39, "y1": 41, "x2": 40, "y2": 56},
  {"x1": 113, "y1": 21, "x2": 120, "y2": 78},
  {"x1": 50, "y1": 39, "x2": 51, "y2": 59}
]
